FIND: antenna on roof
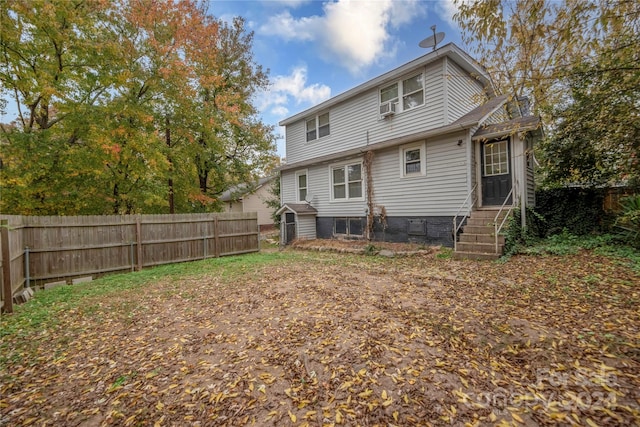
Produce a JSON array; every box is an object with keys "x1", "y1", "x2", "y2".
[{"x1": 419, "y1": 25, "x2": 445, "y2": 51}]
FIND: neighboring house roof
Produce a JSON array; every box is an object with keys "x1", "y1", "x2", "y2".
[
  {"x1": 276, "y1": 203, "x2": 318, "y2": 216},
  {"x1": 219, "y1": 176, "x2": 276, "y2": 202},
  {"x1": 279, "y1": 95, "x2": 512, "y2": 173},
  {"x1": 472, "y1": 115, "x2": 542, "y2": 140},
  {"x1": 279, "y1": 43, "x2": 493, "y2": 127}
]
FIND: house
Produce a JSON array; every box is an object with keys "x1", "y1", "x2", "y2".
[
  {"x1": 220, "y1": 176, "x2": 277, "y2": 231},
  {"x1": 277, "y1": 43, "x2": 542, "y2": 258}
]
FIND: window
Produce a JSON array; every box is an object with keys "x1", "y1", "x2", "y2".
[
  {"x1": 379, "y1": 73, "x2": 423, "y2": 116},
  {"x1": 400, "y1": 142, "x2": 426, "y2": 177},
  {"x1": 306, "y1": 118, "x2": 316, "y2": 141},
  {"x1": 332, "y1": 162, "x2": 362, "y2": 200},
  {"x1": 334, "y1": 218, "x2": 363, "y2": 236},
  {"x1": 318, "y1": 113, "x2": 330, "y2": 137},
  {"x1": 402, "y1": 73, "x2": 424, "y2": 110},
  {"x1": 306, "y1": 112, "x2": 330, "y2": 142},
  {"x1": 380, "y1": 83, "x2": 398, "y2": 107},
  {"x1": 405, "y1": 149, "x2": 421, "y2": 174},
  {"x1": 484, "y1": 140, "x2": 509, "y2": 176},
  {"x1": 296, "y1": 170, "x2": 307, "y2": 202}
]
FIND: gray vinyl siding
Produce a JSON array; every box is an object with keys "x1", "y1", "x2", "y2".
[
  {"x1": 297, "y1": 216, "x2": 316, "y2": 239},
  {"x1": 483, "y1": 105, "x2": 510, "y2": 125},
  {"x1": 445, "y1": 59, "x2": 485, "y2": 123},
  {"x1": 370, "y1": 131, "x2": 469, "y2": 216},
  {"x1": 310, "y1": 160, "x2": 367, "y2": 218},
  {"x1": 281, "y1": 162, "x2": 366, "y2": 218},
  {"x1": 526, "y1": 136, "x2": 536, "y2": 207},
  {"x1": 286, "y1": 61, "x2": 447, "y2": 165},
  {"x1": 284, "y1": 133, "x2": 469, "y2": 218},
  {"x1": 281, "y1": 170, "x2": 297, "y2": 203}
]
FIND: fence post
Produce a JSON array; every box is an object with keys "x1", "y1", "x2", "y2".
[
  {"x1": 214, "y1": 215, "x2": 220, "y2": 258},
  {"x1": 130, "y1": 242, "x2": 135, "y2": 272},
  {"x1": 24, "y1": 247, "x2": 30, "y2": 288},
  {"x1": 135, "y1": 215, "x2": 143, "y2": 271},
  {"x1": 1, "y1": 220, "x2": 13, "y2": 314},
  {"x1": 203, "y1": 236, "x2": 207, "y2": 259}
]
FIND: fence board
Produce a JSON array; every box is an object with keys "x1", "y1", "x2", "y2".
[{"x1": 0, "y1": 213, "x2": 259, "y2": 301}]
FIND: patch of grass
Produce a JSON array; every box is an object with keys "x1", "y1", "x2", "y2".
[
  {"x1": 363, "y1": 244, "x2": 379, "y2": 256},
  {"x1": 436, "y1": 247, "x2": 453, "y2": 259},
  {"x1": 511, "y1": 231, "x2": 640, "y2": 269},
  {"x1": 0, "y1": 251, "x2": 296, "y2": 345}
]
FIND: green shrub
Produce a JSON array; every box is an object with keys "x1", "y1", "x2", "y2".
[
  {"x1": 615, "y1": 195, "x2": 640, "y2": 247},
  {"x1": 535, "y1": 187, "x2": 609, "y2": 236}
]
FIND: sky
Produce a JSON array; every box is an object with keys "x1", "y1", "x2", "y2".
[{"x1": 207, "y1": 0, "x2": 463, "y2": 158}]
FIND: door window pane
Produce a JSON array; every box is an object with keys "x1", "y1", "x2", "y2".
[{"x1": 483, "y1": 140, "x2": 509, "y2": 176}]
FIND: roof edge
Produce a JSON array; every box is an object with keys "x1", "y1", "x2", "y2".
[{"x1": 279, "y1": 43, "x2": 492, "y2": 127}]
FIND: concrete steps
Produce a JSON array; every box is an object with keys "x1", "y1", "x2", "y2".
[{"x1": 453, "y1": 209, "x2": 511, "y2": 260}]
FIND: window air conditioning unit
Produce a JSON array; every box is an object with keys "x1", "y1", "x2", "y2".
[{"x1": 379, "y1": 101, "x2": 396, "y2": 117}]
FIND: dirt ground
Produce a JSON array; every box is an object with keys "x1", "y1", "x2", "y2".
[{"x1": 1, "y1": 242, "x2": 639, "y2": 426}]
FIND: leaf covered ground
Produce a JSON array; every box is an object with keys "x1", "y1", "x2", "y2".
[{"x1": 1, "y1": 243, "x2": 639, "y2": 426}]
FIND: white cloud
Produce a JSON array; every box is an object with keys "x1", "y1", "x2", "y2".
[
  {"x1": 260, "y1": 10, "x2": 319, "y2": 41},
  {"x1": 256, "y1": 65, "x2": 331, "y2": 118},
  {"x1": 261, "y1": 0, "x2": 311, "y2": 8},
  {"x1": 435, "y1": 0, "x2": 460, "y2": 27},
  {"x1": 259, "y1": 0, "x2": 426, "y2": 75}
]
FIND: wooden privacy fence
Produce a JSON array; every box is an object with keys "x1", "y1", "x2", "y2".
[{"x1": 1, "y1": 212, "x2": 259, "y2": 313}]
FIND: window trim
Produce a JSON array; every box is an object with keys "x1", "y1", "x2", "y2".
[
  {"x1": 399, "y1": 141, "x2": 426, "y2": 178},
  {"x1": 330, "y1": 161, "x2": 364, "y2": 201},
  {"x1": 295, "y1": 169, "x2": 308, "y2": 202},
  {"x1": 306, "y1": 112, "x2": 330, "y2": 142}
]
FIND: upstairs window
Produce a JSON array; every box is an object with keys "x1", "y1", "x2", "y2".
[
  {"x1": 306, "y1": 112, "x2": 330, "y2": 142},
  {"x1": 332, "y1": 162, "x2": 362, "y2": 200},
  {"x1": 402, "y1": 73, "x2": 424, "y2": 110},
  {"x1": 379, "y1": 72, "x2": 424, "y2": 117},
  {"x1": 380, "y1": 83, "x2": 398, "y2": 106},
  {"x1": 306, "y1": 118, "x2": 316, "y2": 141}
]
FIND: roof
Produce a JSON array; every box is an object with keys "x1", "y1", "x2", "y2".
[
  {"x1": 276, "y1": 203, "x2": 318, "y2": 216},
  {"x1": 279, "y1": 43, "x2": 493, "y2": 127},
  {"x1": 219, "y1": 176, "x2": 276, "y2": 202},
  {"x1": 472, "y1": 115, "x2": 542, "y2": 140},
  {"x1": 451, "y1": 94, "x2": 509, "y2": 126},
  {"x1": 279, "y1": 95, "x2": 510, "y2": 172}
]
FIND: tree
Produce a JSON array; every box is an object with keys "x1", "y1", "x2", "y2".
[
  {"x1": 539, "y1": 2, "x2": 640, "y2": 187},
  {"x1": 0, "y1": 0, "x2": 277, "y2": 215},
  {"x1": 0, "y1": 0, "x2": 118, "y2": 214},
  {"x1": 189, "y1": 16, "x2": 277, "y2": 212},
  {"x1": 453, "y1": 0, "x2": 640, "y2": 187}
]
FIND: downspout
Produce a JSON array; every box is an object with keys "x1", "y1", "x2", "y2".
[
  {"x1": 520, "y1": 134, "x2": 527, "y2": 230},
  {"x1": 465, "y1": 130, "x2": 473, "y2": 207}
]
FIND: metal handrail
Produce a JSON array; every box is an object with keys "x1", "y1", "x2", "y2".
[
  {"x1": 453, "y1": 184, "x2": 477, "y2": 252},
  {"x1": 493, "y1": 187, "x2": 515, "y2": 253}
]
